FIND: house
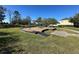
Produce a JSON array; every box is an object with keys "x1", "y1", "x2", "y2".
[
  {"x1": 48, "y1": 24, "x2": 58, "y2": 27},
  {"x1": 58, "y1": 19, "x2": 73, "y2": 25}
]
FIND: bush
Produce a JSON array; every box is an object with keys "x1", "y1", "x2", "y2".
[{"x1": 58, "y1": 25, "x2": 73, "y2": 27}]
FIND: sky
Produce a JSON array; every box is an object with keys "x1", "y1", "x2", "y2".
[{"x1": 3, "y1": 5, "x2": 79, "y2": 22}]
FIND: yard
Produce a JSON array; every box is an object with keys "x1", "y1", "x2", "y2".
[
  {"x1": 63, "y1": 27, "x2": 79, "y2": 31},
  {"x1": 0, "y1": 27, "x2": 79, "y2": 53}
]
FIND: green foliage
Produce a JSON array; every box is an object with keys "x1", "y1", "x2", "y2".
[
  {"x1": 0, "y1": 28, "x2": 79, "y2": 53},
  {"x1": 11, "y1": 11, "x2": 31, "y2": 27},
  {"x1": 69, "y1": 13, "x2": 79, "y2": 27},
  {"x1": 62, "y1": 18, "x2": 69, "y2": 20},
  {"x1": 0, "y1": 28, "x2": 44, "y2": 53},
  {"x1": 36, "y1": 17, "x2": 42, "y2": 22},
  {"x1": 35, "y1": 17, "x2": 58, "y2": 26},
  {"x1": 35, "y1": 17, "x2": 43, "y2": 26},
  {"x1": 47, "y1": 18, "x2": 58, "y2": 25},
  {"x1": 11, "y1": 10, "x2": 22, "y2": 25},
  {"x1": 21, "y1": 16, "x2": 31, "y2": 25},
  {"x1": 0, "y1": 6, "x2": 6, "y2": 25},
  {"x1": 58, "y1": 25, "x2": 73, "y2": 27}
]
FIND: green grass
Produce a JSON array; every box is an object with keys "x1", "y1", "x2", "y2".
[
  {"x1": 0, "y1": 28, "x2": 44, "y2": 53},
  {"x1": 41, "y1": 35, "x2": 79, "y2": 53},
  {"x1": 63, "y1": 27, "x2": 79, "y2": 31},
  {"x1": 0, "y1": 28, "x2": 79, "y2": 53}
]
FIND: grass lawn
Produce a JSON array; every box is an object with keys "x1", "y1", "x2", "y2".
[
  {"x1": 63, "y1": 27, "x2": 79, "y2": 31},
  {"x1": 0, "y1": 28, "x2": 79, "y2": 53},
  {"x1": 0, "y1": 28, "x2": 45, "y2": 53}
]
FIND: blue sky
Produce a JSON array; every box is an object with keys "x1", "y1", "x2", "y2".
[{"x1": 4, "y1": 5, "x2": 79, "y2": 22}]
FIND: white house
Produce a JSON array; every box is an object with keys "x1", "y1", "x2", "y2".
[{"x1": 58, "y1": 19, "x2": 73, "y2": 25}]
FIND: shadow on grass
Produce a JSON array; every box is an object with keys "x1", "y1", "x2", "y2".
[
  {"x1": 0, "y1": 32, "x2": 24, "y2": 54},
  {"x1": 0, "y1": 32, "x2": 11, "y2": 36}
]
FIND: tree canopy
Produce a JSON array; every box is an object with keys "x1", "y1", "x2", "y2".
[
  {"x1": 69, "y1": 13, "x2": 79, "y2": 27},
  {"x1": 11, "y1": 10, "x2": 21, "y2": 25},
  {"x1": 35, "y1": 17, "x2": 58, "y2": 26},
  {"x1": 0, "y1": 6, "x2": 6, "y2": 24},
  {"x1": 70, "y1": 13, "x2": 79, "y2": 23}
]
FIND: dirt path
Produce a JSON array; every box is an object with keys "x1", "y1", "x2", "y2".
[
  {"x1": 22, "y1": 27, "x2": 79, "y2": 37},
  {"x1": 63, "y1": 28, "x2": 79, "y2": 34},
  {"x1": 51, "y1": 29, "x2": 79, "y2": 37},
  {"x1": 21, "y1": 28, "x2": 49, "y2": 37},
  {"x1": 51, "y1": 31, "x2": 71, "y2": 37}
]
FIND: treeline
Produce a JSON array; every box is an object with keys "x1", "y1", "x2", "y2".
[
  {"x1": 62, "y1": 13, "x2": 79, "y2": 27},
  {"x1": 1, "y1": 6, "x2": 79, "y2": 28},
  {"x1": 0, "y1": 6, "x2": 58, "y2": 28}
]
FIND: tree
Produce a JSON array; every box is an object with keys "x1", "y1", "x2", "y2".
[
  {"x1": 25, "y1": 16, "x2": 31, "y2": 25},
  {"x1": 42, "y1": 18, "x2": 58, "y2": 26},
  {"x1": 35, "y1": 17, "x2": 43, "y2": 26},
  {"x1": 7, "y1": 10, "x2": 12, "y2": 24},
  {"x1": 21, "y1": 16, "x2": 31, "y2": 26},
  {"x1": 11, "y1": 10, "x2": 21, "y2": 26},
  {"x1": 22, "y1": 16, "x2": 31, "y2": 25},
  {"x1": 36, "y1": 17, "x2": 42, "y2": 22},
  {"x1": 69, "y1": 13, "x2": 79, "y2": 27},
  {"x1": 36, "y1": 17, "x2": 42, "y2": 23},
  {"x1": 62, "y1": 18, "x2": 69, "y2": 20},
  {"x1": 35, "y1": 17, "x2": 58, "y2": 26},
  {"x1": 0, "y1": 6, "x2": 6, "y2": 24},
  {"x1": 47, "y1": 18, "x2": 58, "y2": 25},
  {"x1": 42, "y1": 18, "x2": 48, "y2": 26}
]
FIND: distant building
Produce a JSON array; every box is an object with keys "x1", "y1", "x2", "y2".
[
  {"x1": 48, "y1": 24, "x2": 58, "y2": 27},
  {"x1": 58, "y1": 19, "x2": 73, "y2": 25}
]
